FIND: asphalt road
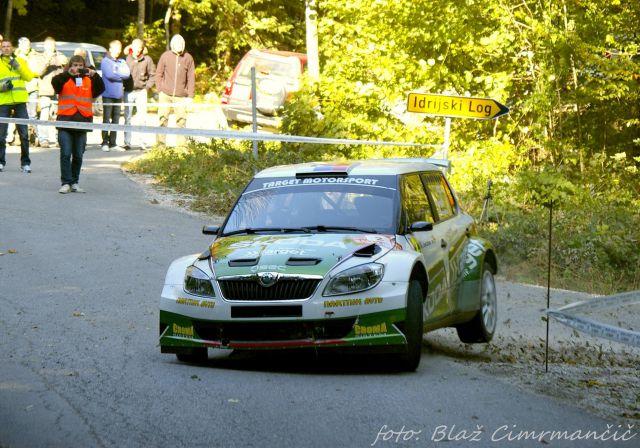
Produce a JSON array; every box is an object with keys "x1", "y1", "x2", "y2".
[{"x1": 0, "y1": 145, "x2": 633, "y2": 448}]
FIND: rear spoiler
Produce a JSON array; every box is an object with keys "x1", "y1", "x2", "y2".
[{"x1": 377, "y1": 157, "x2": 451, "y2": 173}]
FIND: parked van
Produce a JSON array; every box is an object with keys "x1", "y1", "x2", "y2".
[
  {"x1": 31, "y1": 41, "x2": 106, "y2": 71},
  {"x1": 221, "y1": 49, "x2": 307, "y2": 128}
]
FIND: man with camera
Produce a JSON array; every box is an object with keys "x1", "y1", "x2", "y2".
[
  {"x1": 51, "y1": 55, "x2": 105, "y2": 193},
  {"x1": 0, "y1": 39, "x2": 35, "y2": 173}
]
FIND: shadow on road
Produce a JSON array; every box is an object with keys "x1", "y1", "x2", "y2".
[{"x1": 167, "y1": 347, "x2": 434, "y2": 375}]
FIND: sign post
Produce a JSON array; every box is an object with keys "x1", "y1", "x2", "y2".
[
  {"x1": 407, "y1": 92, "x2": 509, "y2": 120},
  {"x1": 406, "y1": 92, "x2": 509, "y2": 159}
]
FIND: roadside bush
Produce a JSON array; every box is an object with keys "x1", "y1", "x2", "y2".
[
  {"x1": 126, "y1": 140, "x2": 257, "y2": 213},
  {"x1": 479, "y1": 153, "x2": 640, "y2": 294},
  {"x1": 127, "y1": 140, "x2": 638, "y2": 295}
]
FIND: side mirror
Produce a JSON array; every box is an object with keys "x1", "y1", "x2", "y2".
[
  {"x1": 409, "y1": 221, "x2": 433, "y2": 232},
  {"x1": 202, "y1": 225, "x2": 220, "y2": 235}
]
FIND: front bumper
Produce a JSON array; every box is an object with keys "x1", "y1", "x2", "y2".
[
  {"x1": 223, "y1": 105, "x2": 282, "y2": 128},
  {"x1": 159, "y1": 281, "x2": 410, "y2": 352}
]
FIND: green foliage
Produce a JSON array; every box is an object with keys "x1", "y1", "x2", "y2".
[
  {"x1": 174, "y1": 0, "x2": 305, "y2": 81},
  {"x1": 126, "y1": 0, "x2": 640, "y2": 294}
]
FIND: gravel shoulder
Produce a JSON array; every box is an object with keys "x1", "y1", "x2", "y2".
[
  {"x1": 426, "y1": 281, "x2": 640, "y2": 424},
  {"x1": 125, "y1": 167, "x2": 640, "y2": 425}
]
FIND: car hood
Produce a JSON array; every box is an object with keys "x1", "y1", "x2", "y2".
[{"x1": 210, "y1": 233, "x2": 397, "y2": 278}]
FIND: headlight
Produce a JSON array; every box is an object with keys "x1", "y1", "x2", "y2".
[
  {"x1": 323, "y1": 263, "x2": 384, "y2": 296},
  {"x1": 184, "y1": 266, "x2": 215, "y2": 297}
]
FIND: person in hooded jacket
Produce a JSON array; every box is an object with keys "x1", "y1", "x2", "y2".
[{"x1": 155, "y1": 34, "x2": 195, "y2": 147}]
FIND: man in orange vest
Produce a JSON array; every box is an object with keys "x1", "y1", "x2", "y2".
[{"x1": 51, "y1": 55, "x2": 105, "y2": 194}]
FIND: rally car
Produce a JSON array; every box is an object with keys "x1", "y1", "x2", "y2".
[{"x1": 159, "y1": 159, "x2": 498, "y2": 371}]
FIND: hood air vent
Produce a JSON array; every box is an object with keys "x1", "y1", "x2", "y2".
[
  {"x1": 353, "y1": 244, "x2": 381, "y2": 257},
  {"x1": 286, "y1": 257, "x2": 322, "y2": 266},
  {"x1": 228, "y1": 258, "x2": 259, "y2": 267}
]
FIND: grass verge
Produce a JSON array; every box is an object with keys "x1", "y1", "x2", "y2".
[{"x1": 126, "y1": 141, "x2": 640, "y2": 295}]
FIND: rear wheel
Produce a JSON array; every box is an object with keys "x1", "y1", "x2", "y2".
[
  {"x1": 456, "y1": 263, "x2": 497, "y2": 343},
  {"x1": 176, "y1": 348, "x2": 208, "y2": 363},
  {"x1": 396, "y1": 280, "x2": 424, "y2": 371}
]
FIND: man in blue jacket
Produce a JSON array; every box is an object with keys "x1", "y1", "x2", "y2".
[{"x1": 100, "y1": 40, "x2": 130, "y2": 151}]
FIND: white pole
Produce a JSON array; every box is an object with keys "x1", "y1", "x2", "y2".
[
  {"x1": 442, "y1": 117, "x2": 451, "y2": 160},
  {"x1": 305, "y1": 0, "x2": 320, "y2": 78},
  {"x1": 251, "y1": 67, "x2": 258, "y2": 160}
]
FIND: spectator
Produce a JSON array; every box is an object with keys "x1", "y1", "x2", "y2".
[
  {"x1": 0, "y1": 33, "x2": 10, "y2": 145},
  {"x1": 124, "y1": 38, "x2": 155, "y2": 150},
  {"x1": 100, "y1": 40, "x2": 130, "y2": 152},
  {"x1": 0, "y1": 39, "x2": 36, "y2": 173},
  {"x1": 52, "y1": 55, "x2": 105, "y2": 193},
  {"x1": 155, "y1": 34, "x2": 195, "y2": 147},
  {"x1": 15, "y1": 37, "x2": 44, "y2": 144},
  {"x1": 37, "y1": 36, "x2": 67, "y2": 148},
  {"x1": 73, "y1": 48, "x2": 94, "y2": 68}
]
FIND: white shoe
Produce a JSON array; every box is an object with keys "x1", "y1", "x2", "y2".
[
  {"x1": 59, "y1": 184, "x2": 71, "y2": 194},
  {"x1": 0, "y1": 163, "x2": 3, "y2": 172},
  {"x1": 110, "y1": 145, "x2": 126, "y2": 152},
  {"x1": 71, "y1": 184, "x2": 85, "y2": 193},
  {"x1": 101, "y1": 144, "x2": 110, "y2": 152},
  {"x1": 21, "y1": 165, "x2": 32, "y2": 173}
]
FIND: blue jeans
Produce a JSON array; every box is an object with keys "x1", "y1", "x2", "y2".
[
  {"x1": 102, "y1": 97, "x2": 122, "y2": 147},
  {"x1": 58, "y1": 129, "x2": 87, "y2": 185},
  {"x1": 0, "y1": 103, "x2": 30, "y2": 167}
]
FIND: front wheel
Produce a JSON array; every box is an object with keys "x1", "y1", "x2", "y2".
[
  {"x1": 456, "y1": 263, "x2": 497, "y2": 343},
  {"x1": 396, "y1": 280, "x2": 424, "y2": 371}
]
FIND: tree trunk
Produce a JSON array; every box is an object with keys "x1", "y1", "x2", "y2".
[
  {"x1": 4, "y1": 0, "x2": 13, "y2": 40},
  {"x1": 137, "y1": 0, "x2": 146, "y2": 39},
  {"x1": 164, "y1": 0, "x2": 176, "y2": 50}
]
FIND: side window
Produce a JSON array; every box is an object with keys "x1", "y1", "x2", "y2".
[
  {"x1": 401, "y1": 175, "x2": 435, "y2": 226},
  {"x1": 422, "y1": 173, "x2": 456, "y2": 221}
]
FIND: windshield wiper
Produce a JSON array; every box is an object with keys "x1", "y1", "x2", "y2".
[
  {"x1": 222, "y1": 227, "x2": 311, "y2": 236},
  {"x1": 302, "y1": 225, "x2": 378, "y2": 234}
]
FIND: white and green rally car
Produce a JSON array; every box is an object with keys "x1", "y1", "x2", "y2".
[{"x1": 160, "y1": 159, "x2": 498, "y2": 370}]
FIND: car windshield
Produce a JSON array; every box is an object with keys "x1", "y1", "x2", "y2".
[
  {"x1": 239, "y1": 56, "x2": 298, "y2": 78},
  {"x1": 222, "y1": 176, "x2": 398, "y2": 235}
]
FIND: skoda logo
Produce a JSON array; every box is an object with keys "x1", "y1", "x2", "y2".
[{"x1": 257, "y1": 272, "x2": 279, "y2": 287}]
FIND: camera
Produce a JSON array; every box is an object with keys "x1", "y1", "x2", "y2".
[
  {"x1": 78, "y1": 68, "x2": 90, "y2": 76},
  {"x1": 0, "y1": 80, "x2": 13, "y2": 92}
]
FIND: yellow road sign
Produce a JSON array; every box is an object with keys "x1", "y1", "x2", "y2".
[{"x1": 407, "y1": 92, "x2": 509, "y2": 120}]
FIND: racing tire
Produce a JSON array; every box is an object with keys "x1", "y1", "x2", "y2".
[
  {"x1": 456, "y1": 263, "x2": 497, "y2": 343},
  {"x1": 396, "y1": 280, "x2": 424, "y2": 371},
  {"x1": 176, "y1": 348, "x2": 208, "y2": 363}
]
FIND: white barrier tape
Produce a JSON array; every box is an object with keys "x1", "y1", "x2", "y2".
[
  {"x1": 547, "y1": 311, "x2": 640, "y2": 347},
  {"x1": 26, "y1": 99, "x2": 266, "y2": 110},
  {"x1": 547, "y1": 290, "x2": 640, "y2": 347},
  {"x1": 0, "y1": 116, "x2": 441, "y2": 148},
  {"x1": 553, "y1": 290, "x2": 640, "y2": 314}
]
